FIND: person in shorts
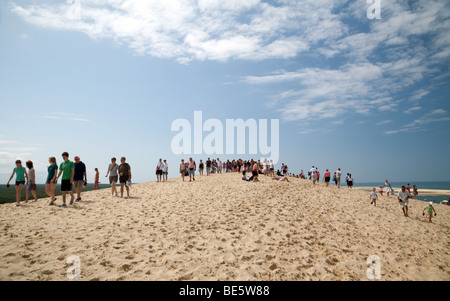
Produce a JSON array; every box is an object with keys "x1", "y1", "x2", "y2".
[
  {"x1": 324, "y1": 169, "x2": 331, "y2": 187},
  {"x1": 119, "y1": 157, "x2": 131, "y2": 198},
  {"x1": 106, "y1": 157, "x2": 119, "y2": 197},
  {"x1": 199, "y1": 160, "x2": 204, "y2": 176},
  {"x1": 156, "y1": 159, "x2": 163, "y2": 182},
  {"x1": 188, "y1": 157, "x2": 196, "y2": 181},
  {"x1": 398, "y1": 186, "x2": 410, "y2": 217},
  {"x1": 46, "y1": 157, "x2": 58, "y2": 205},
  {"x1": 310, "y1": 166, "x2": 317, "y2": 185},
  {"x1": 55, "y1": 152, "x2": 75, "y2": 207},
  {"x1": 25, "y1": 160, "x2": 38, "y2": 203},
  {"x1": 347, "y1": 174, "x2": 354, "y2": 188},
  {"x1": 206, "y1": 158, "x2": 212, "y2": 176},
  {"x1": 370, "y1": 188, "x2": 378, "y2": 206},
  {"x1": 423, "y1": 201, "x2": 437, "y2": 223},
  {"x1": 73, "y1": 156, "x2": 87, "y2": 202},
  {"x1": 162, "y1": 159, "x2": 168, "y2": 182},
  {"x1": 6, "y1": 160, "x2": 28, "y2": 206}
]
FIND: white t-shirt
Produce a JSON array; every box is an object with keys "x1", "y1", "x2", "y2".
[
  {"x1": 310, "y1": 168, "x2": 317, "y2": 175},
  {"x1": 398, "y1": 190, "x2": 410, "y2": 201},
  {"x1": 162, "y1": 163, "x2": 168, "y2": 172},
  {"x1": 371, "y1": 191, "x2": 377, "y2": 199},
  {"x1": 157, "y1": 162, "x2": 163, "y2": 170},
  {"x1": 336, "y1": 170, "x2": 342, "y2": 178}
]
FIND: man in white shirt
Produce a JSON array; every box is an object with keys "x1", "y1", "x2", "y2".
[
  {"x1": 310, "y1": 166, "x2": 317, "y2": 185},
  {"x1": 162, "y1": 159, "x2": 168, "y2": 182},
  {"x1": 336, "y1": 168, "x2": 342, "y2": 188},
  {"x1": 398, "y1": 186, "x2": 410, "y2": 217},
  {"x1": 217, "y1": 158, "x2": 222, "y2": 174},
  {"x1": 156, "y1": 159, "x2": 163, "y2": 182}
]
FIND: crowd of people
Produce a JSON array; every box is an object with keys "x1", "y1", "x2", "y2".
[
  {"x1": 6, "y1": 153, "x2": 132, "y2": 207},
  {"x1": 4, "y1": 155, "x2": 442, "y2": 221}
]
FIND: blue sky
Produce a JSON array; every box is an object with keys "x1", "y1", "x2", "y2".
[{"x1": 1, "y1": 0, "x2": 449, "y2": 184}]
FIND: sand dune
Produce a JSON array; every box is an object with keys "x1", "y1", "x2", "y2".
[{"x1": 0, "y1": 173, "x2": 449, "y2": 281}]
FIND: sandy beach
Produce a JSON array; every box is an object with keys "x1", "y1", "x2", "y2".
[{"x1": 0, "y1": 173, "x2": 449, "y2": 281}]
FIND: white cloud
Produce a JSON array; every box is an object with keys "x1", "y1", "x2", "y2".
[
  {"x1": 376, "y1": 120, "x2": 393, "y2": 126},
  {"x1": 10, "y1": 0, "x2": 347, "y2": 63},
  {"x1": 385, "y1": 109, "x2": 450, "y2": 135},
  {"x1": 404, "y1": 106, "x2": 421, "y2": 115}
]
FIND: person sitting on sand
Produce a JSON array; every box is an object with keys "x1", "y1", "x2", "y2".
[
  {"x1": 251, "y1": 163, "x2": 259, "y2": 182},
  {"x1": 370, "y1": 188, "x2": 377, "y2": 206},
  {"x1": 398, "y1": 186, "x2": 410, "y2": 217},
  {"x1": 272, "y1": 176, "x2": 289, "y2": 182},
  {"x1": 423, "y1": 201, "x2": 437, "y2": 223}
]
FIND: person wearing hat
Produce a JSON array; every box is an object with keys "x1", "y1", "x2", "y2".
[
  {"x1": 73, "y1": 156, "x2": 87, "y2": 202},
  {"x1": 423, "y1": 201, "x2": 437, "y2": 223},
  {"x1": 397, "y1": 186, "x2": 410, "y2": 217}
]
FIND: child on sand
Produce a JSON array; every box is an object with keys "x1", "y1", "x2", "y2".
[
  {"x1": 379, "y1": 185, "x2": 384, "y2": 196},
  {"x1": 370, "y1": 188, "x2": 377, "y2": 206},
  {"x1": 6, "y1": 160, "x2": 28, "y2": 206},
  {"x1": 422, "y1": 201, "x2": 437, "y2": 223}
]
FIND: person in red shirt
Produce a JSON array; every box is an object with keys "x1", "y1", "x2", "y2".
[{"x1": 324, "y1": 169, "x2": 331, "y2": 187}]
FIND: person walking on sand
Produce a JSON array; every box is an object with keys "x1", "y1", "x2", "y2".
[
  {"x1": 119, "y1": 157, "x2": 131, "y2": 198},
  {"x1": 180, "y1": 159, "x2": 186, "y2": 181},
  {"x1": 370, "y1": 188, "x2": 378, "y2": 206},
  {"x1": 55, "y1": 152, "x2": 75, "y2": 207},
  {"x1": 105, "y1": 157, "x2": 119, "y2": 197},
  {"x1": 385, "y1": 179, "x2": 392, "y2": 197},
  {"x1": 94, "y1": 168, "x2": 100, "y2": 190},
  {"x1": 162, "y1": 159, "x2": 168, "y2": 182},
  {"x1": 413, "y1": 184, "x2": 418, "y2": 199},
  {"x1": 6, "y1": 160, "x2": 28, "y2": 206},
  {"x1": 199, "y1": 160, "x2": 204, "y2": 176},
  {"x1": 379, "y1": 185, "x2": 384, "y2": 196},
  {"x1": 347, "y1": 174, "x2": 354, "y2": 188},
  {"x1": 336, "y1": 168, "x2": 342, "y2": 188},
  {"x1": 46, "y1": 157, "x2": 58, "y2": 205},
  {"x1": 156, "y1": 159, "x2": 163, "y2": 182},
  {"x1": 206, "y1": 158, "x2": 212, "y2": 176},
  {"x1": 217, "y1": 158, "x2": 222, "y2": 174},
  {"x1": 310, "y1": 166, "x2": 317, "y2": 185},
  {"x1": 423, "y1": 201, "x2": 437, "y2": 223},
  {"x1": 188, "y1": 157, "x2": 196, "y2": 181},
  {"x1": 73, "y1": 156, "x2": 87, "y2": 202},
  {"x1": 398, "y1": 185, "x2": 410, "y2": 217},
  {"x1": 25, "y1": 160, "x2": 38, "y2": 203},
  {"x1": 324, "y1": 169, "x2": 331, "y2": 187}
]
